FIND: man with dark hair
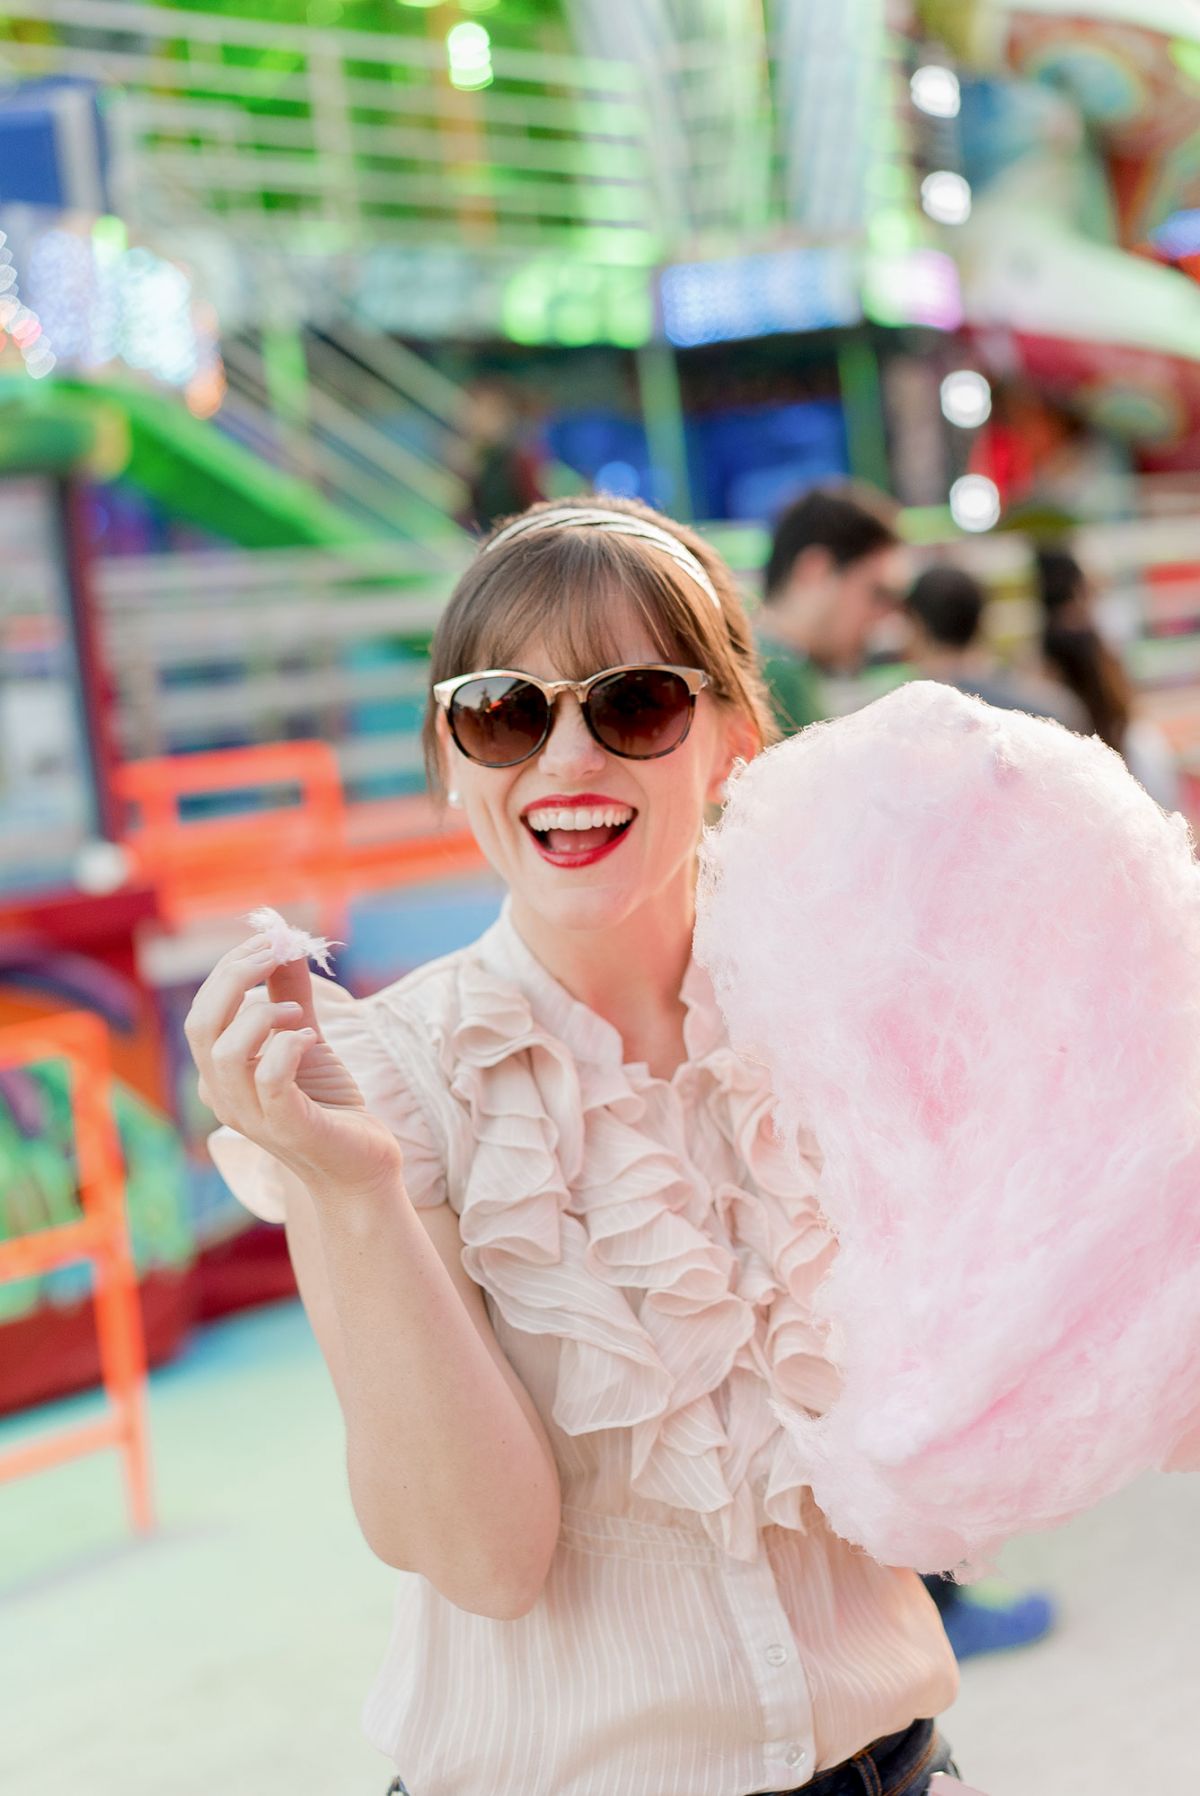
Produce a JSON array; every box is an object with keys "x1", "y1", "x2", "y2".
[
  {"x1": 905, "y1": 564, "x2": 1085, "y2": 728},
  {"x1": 758, "y1": 486, "x2": 908, "y2": 733}
]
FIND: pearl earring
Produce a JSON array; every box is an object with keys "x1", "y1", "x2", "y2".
[{"x1": 447, "y1": 789, "x2": 462, "y2": 809}]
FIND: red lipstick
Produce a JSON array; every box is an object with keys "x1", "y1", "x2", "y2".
[
  {"x1": 520, "y1": 792, "x2": 630, "y2": 817},
  {"x1": 521, "y1": 793, "x2": 637, "y2": 870}
]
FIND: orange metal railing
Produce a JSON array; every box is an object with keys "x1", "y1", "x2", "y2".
[
  {"x1": 116, "y1": 741, "x2": 483, "y2": 933},
  {"x1": 0, "y1": 1010, "x2": 154, "y2": 1533},
  {"x1": 117, "y1": 740, "x2": 351, "y2": 937}
]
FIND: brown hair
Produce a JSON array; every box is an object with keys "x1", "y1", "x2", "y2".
[
  {"x1": 422, "y1": 495, "x2": 776, "y2": 793},
  {"x1": 1035, "y1": 546, "x2": 1131, "y2": 750},
  {"x1": 764, "y1": 483, "x2": 899, "y2": 601}
]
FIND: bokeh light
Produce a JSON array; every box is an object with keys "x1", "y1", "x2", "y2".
[
  {"x1": 940, "y1": 370, "x2": 992, "y2": 429},
  {"x1": 920, "y1": 170, "x2": 972, "y2": 226},
  {"x1": 911, "y1": 65, "x2": 961, "y2": 119},
  {"x1": 949, "y1": 474, "x2": 1002, "y2": 532},
  {"x1": 447, "y1": 22, "x2": 493, "y2": 90}
]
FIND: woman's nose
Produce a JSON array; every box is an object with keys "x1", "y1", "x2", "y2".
[{"x1": 538, "y1": 695, "x2": 606, "y2": 777}]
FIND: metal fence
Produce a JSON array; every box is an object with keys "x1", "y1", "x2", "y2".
[
  {"x1": 96, "y1": 539, "x2": 468, "y2": 797},
  {"x1": 0, "y1": 0, "x2": 913, "y2": 262},
  {"x1": 0, "y1": 0, "x2": 661, "y2": 253}
]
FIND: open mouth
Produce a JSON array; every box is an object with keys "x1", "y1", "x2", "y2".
[{"x1": 522, "y1": 801, "x2": 636, "y2": 866}]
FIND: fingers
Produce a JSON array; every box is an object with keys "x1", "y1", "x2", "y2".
[
  {"x1": 183, "y1": 933, "x2": 282, "y2": 1061},
  {"x1": 211, "y1": 995, "x2": 305, "y2": 1076},
  {"x1": 253, "y1": 1024, "x2": 318, "y2": 1121},
  {"x1": 198, "y1": 994, "x2": 304, "y2": 1128},
  {"x1": 266, "y1": 955, "x2": 319, "y2": 1031}
]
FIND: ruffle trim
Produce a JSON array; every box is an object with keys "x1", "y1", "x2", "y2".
[{"x1": 447, "y1": 953, "x2": 840, "y2": 1562}]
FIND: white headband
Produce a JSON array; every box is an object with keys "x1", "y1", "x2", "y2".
[{"x1": 481, "y1": 506, "x2": 723, "y2": 615}]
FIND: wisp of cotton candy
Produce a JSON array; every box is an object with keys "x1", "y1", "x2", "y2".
[
  {"x1": 245, "y1": 906, "x2": 339, "y2": 973},
  {"x1": 695, "y1": 681, "x2": 1200, "y2": 1575}
]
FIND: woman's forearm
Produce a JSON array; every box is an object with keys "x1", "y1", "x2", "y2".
[{"x1": 302, "y1": 1170, "x2": 561, "y2": 1618}]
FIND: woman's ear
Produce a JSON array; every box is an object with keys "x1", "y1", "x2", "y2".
[{"x1": 706, "y1": 711, "x2": 758, "y2": 807}]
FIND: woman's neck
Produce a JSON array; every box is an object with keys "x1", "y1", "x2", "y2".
[{"x1": 508, "y1": 889, "x2": 695, "y2": 1079}]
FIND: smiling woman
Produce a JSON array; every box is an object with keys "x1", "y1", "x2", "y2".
[{"x1": 190, "y1": 494, "x2": 967, "y2": 1796}]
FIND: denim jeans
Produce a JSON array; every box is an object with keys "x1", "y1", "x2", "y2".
[{"x1": 384, "y1": 1718, "x2": 962, "y2": 1796}]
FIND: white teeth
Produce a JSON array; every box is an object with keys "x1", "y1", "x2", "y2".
[{"x1": 525, "y1": 804, "x2": 634, "y2": 832}]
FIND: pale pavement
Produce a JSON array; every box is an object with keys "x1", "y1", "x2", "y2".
[{"x1": 1, "y1": 1302, "x2": 1194, "y2": 1795}]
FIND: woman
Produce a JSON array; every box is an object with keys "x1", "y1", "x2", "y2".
[
  {"x1": 1036, "y1": 545, "x2": 1180, "y2": 811},
  {"x1": 187, "y1": 497, "x2": 963, "y2": 1796}
]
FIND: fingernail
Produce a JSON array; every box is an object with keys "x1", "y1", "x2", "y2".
[
  {"x1": 278, "y1": 1001, "x2": 303, "y2": 1015},
  {"x1": 297, "y1": 1027, "x2": 317, "y2": 1041}
]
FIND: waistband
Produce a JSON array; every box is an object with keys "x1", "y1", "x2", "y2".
[
  {"x1": 381, "y1": 1718, "x2": 940, "y2": 1796},
  {"x1": 785, "y1": 1718, "x2": 935, "y2": 1796}
]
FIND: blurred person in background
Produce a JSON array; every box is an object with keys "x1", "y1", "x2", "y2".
[
  {"x1": 905, "y1": 564, "x2": 1086, "y2": 728},
  {"x1": 1037, "y1": 547, "x2": 1181, "y2": 812},
  {"x1": 461, "y1": 380, "x2": 546, "y2": 534},
  {"x1": 757, "y1": 486, "x2": 908, "y2": 732}
]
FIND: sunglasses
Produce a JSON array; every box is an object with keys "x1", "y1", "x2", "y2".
[{"x1": 433, "y1": 663, "x2": 710, "y2": 769}]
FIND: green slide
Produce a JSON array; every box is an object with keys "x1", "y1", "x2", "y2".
[{"x1": 0, "y1": 375, "x2": 375, "y2": 549}]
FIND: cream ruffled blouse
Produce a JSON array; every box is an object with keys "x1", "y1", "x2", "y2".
[{"x1": 210, "y1": 905, "x2": 957, "y2": 1796}]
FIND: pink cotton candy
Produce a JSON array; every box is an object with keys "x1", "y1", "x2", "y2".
[
  {"x1": 695, "y1": 681, "x2": 1200, "y2": 1574},
  {"x1": 246, "y1": 906, "x2": 339, "y2": 974}
]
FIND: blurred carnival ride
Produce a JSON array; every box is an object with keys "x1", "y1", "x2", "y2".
[{"x1": 922, "y1": 0, "x2": 1200, "y2": 473}]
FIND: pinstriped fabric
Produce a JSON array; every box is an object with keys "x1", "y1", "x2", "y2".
[{"x1": 215, "y1": 907, "x2": 958, "y2": 1795}]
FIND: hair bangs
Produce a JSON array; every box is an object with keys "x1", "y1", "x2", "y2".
[{"x1": 457, "y1": 530, "x2": 693, "y2": 682}]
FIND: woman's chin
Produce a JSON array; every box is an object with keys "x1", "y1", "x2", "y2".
[{"x1": 515, "y1": 874, "x2": 640, "y2": 937}]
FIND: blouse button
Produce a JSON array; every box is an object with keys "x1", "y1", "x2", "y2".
[{"x1": 765, "y1": 1644, "x2": 789, "y2": 1667}]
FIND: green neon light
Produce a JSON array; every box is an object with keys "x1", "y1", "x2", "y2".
[
  {"x1": 1170, "y1": 38, "x2": 1200, "y2": 86},
  {"x1": 501, "y1": 259, "x2": 652, "y2": 347}
]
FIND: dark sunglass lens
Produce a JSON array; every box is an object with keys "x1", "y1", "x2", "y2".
[
  {"x1": 588, "y1": 669, "x2": 693, "y2": 759},
  {"x1": 450, "y1": 677, "x2": 548, "y2": 766}
]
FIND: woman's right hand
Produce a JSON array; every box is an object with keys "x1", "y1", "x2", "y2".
[{"x1": 185, "y1": 932, "x2": 405, "y2": 1201}]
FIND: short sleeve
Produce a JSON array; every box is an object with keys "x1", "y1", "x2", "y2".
[{"x1": 207, "y1": 976, "x2": 449, "y2": 1225}]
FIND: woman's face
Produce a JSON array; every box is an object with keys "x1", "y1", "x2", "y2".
[{"x1": 440, "y1": 611, "x2": 746, "y2": 940}]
